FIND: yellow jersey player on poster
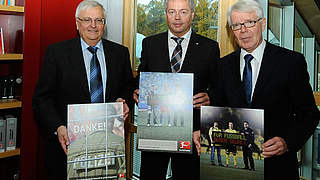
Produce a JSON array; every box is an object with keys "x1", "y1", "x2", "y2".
[
  {"x1": 208, "y1": 121, "x2": 223, "y2": 166},
  {"x1": 224, "y1": 121, "x2": 238, "y2": 168}
]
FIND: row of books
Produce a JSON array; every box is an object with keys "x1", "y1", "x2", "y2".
[
  {"x1": 1, "y1": 0, "x2": 15, "y2": 6},
  {"x1": 0, "y1": 115, "x2": 17, "y2": 152},
  {"x1": 0, "y1": 76, "x2": 21, "y2": 100}
]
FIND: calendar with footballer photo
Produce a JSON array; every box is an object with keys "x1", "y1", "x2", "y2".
[
  {"x1": 137, "y1": 72, "x2": 194, "y2": 153},
  {"x1": 200, "y1": 106, "x2": 264, "y2": 180}
]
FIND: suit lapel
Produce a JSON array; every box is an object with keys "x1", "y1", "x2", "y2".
[
  {"x1": 70, "y1": 37, "x2": 91, "y2": 99},
  {"x1": 102, "y1": 39, "x2": 112, "y2": 101},
  {"x1": 180, "y1": 32, "x2": 197, "y2": 71},
  {"x1": 231, "y1": 49, "x2": 247, "y2": 104},
  {"x1": 252, "y1": 42, "x2": 279, "y2": 104},
  {"x1": 162, "y1": 32, "x2": 171, "y2": 71}
]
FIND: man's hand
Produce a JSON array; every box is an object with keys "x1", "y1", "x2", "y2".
[
  {"x1": 262, "y1": 136, "x2": 288, "y2": 158},
  {"x1": 116, "y1": 98, "x2": 129, "y2": 121},
  {"x1": 193, "y1": 130, "x2": 201, "y2": 156},
  {"x1": 193, "y1": 92, "x2": 210, "y2": 108},
  {"x1": 133, "y1": 89, "x2": 139, "y2": 104},
  {"x1": 57, "y1": 125, "x2": 69, "y2": 155}
]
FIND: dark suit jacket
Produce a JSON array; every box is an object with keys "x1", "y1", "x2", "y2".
[
  {"x1": 214, "y1": 41, "x2": 320, "y2": 179},
  {"x1": 33, "y1": 37, "x2": 134, "y2": 136},
  {"x1": 137, "y1": 31, "x2": 220, "y2": 131}
]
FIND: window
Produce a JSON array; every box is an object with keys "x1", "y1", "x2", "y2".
[{"x1": 135, "y1": 0, "x2": 219, "y2": 71}]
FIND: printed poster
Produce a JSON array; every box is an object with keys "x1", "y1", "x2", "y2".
[
  {"x1": 201, "y1": 106, "x2": 264, "y2": 180},
  {"x1": 67, "y1": 102, "x2": 126, "y2": 180},
  {"x1": 137, "y1": 72, "x2": 193, "y2": 153}
]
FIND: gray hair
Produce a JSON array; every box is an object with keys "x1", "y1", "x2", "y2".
[
  {"x1": 75, "y1": 0, "x2": 106, "y2": 19},
  {"x1": 227, "y1": 0, "x2": 264, "y2": 26},
  {"x1": 164, "y1": 0, "x2": 195, "y2": 12}
]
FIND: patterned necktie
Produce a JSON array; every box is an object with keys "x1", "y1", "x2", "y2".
[
  {"x1": 88, "y1": 46, "x2": 103, "y2": 103},
  {"x1": 171, "y1": 37, "x2": 184, "y2": 73},
  {"x1": 243, "y1": 54, "x2": 254, "y2": 106}
]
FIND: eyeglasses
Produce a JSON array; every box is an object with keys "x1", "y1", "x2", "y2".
[
  {"x1": 230, "y1": 18, "x2": 262, "y2": 31},
  {"x1": 77, "y1": 17, "x2": 105, "y2": 26}
]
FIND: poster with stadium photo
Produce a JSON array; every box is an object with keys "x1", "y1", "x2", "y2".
[
  {"x1": 67, "y1": 102, "x2": 126, "y2": 180},
  {"x1": 200, "y1": 106, "x2": 264, "y2": 180},
  {"x1": 137, "y1": 72, "x2": 193, "y2": 153}
]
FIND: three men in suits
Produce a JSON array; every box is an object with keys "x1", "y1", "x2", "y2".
[
  {"x1": 32, "y1": 0, "x2": 134, "y2": 179},
  {"x1": 214, "y1": 0, "x2": 320, "y2": 179},
  {"x1": 133, "y1": 0, "x2": 220, "y2": 179}
]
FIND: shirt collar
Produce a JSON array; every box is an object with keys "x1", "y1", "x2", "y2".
[
  {"x1": 168, "y1": 28, "x2": 192, "y2": 41},
  {"x1": 80, "y1": 38, "x2": 103, "y2": 51},
  {"x1": 240, "y1": 39, "x2": 266, "y2": 63}
]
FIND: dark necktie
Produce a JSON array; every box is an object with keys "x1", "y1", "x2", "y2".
[
  {"x1": 171, "y1": 37, "x2": 184, "y2": 73},
  {"x1": 88, "y1": 46, "x2": 103, "y2": 103},
  {"x1": 243, "y1": 54, "x2": 254, "y2": 106}
]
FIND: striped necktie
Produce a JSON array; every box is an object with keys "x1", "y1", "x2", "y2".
[
  {"x1": 171, "y1": 37, "x2": 184, "y2": 73},
  {"x1": 243, "y1": 54, "x2": 254, "y2": 106},
  {"x1": 88, "y1": 46, "x2": 103, "y2": 103}
]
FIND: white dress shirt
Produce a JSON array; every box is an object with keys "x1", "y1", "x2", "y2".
[
  {"x1": 168, "y1": 28, "x2": 192, "y2": 70},
  {"x1": 80, "y1": 38, "x2": 107, "y2": 102},
  {"x1": 240, "y1": 40, "x2": 266, "y2": 100}
]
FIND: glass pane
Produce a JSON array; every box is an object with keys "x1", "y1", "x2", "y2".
[
  {"x1": 135, "y1": 0, "x2": 219, "y2": 71},
  {"x1": 294, "y1": 27, "x2": 303, "y2": 54},
  {"x1": 268, "y1": 5, "x2": 282, "y2": 46}
]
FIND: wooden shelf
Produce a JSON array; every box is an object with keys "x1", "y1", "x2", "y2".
[
  {"x1": 0, "y1": 99, "x2": 22, "y2": 109},
  {"x1": 0, "y1": 5, "x2": 24, "y2": 13},
  {"x1": 0, "y1": 54, "x2": 23, "y2": 61},
  {"x1": 0, "y1": 148, "x2": 20, "y2": 159}
]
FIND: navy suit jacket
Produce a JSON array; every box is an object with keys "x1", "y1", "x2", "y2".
[
  {"x1": 137, "y1": 31, "x2": 220, "y2": 131},
  {"x1": 33, "y1": 37, "x2": 134, "y2": 136},
  {"x1": 214, "y1": 41, "x2": 320, "y2": 179}
]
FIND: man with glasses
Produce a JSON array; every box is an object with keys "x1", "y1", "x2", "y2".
[
  {"x1": 133, "y1": 0, "x2": 220, "y2": 179},
  {"x1": 32, "y1": 0, "x2": 134, "y2": 179},
  {"x1": 213, "y1": 0, "x2": 320, "y2": 179}
]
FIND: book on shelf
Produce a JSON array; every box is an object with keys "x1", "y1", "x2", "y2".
[
  {"x1": 0, "y1": 27, "x2": 4, "y2": 54},
  {"x1": 2, "y1": 0, "x2": 15, "y2": 6},
  {"x1": 1, "y1": 77, "x2": 8, "y2": 99},
  {"x1": 5, "y1": 115, "x2": 17, "y2": 151},
  {"x1": 7, "y1": 76, "x2": 15, "y2": 99},
  {"x1": 0, "y1": 117, "x2": 5, "y2": 153}
]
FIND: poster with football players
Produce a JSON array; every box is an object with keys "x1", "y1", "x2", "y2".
[
  {"x1": 137, "y1": 72, "x2": 194, "y2": 153},
  {"x1": 200, "y1": 106, "x2": 264, "y2": 180},
  {"x1": 67, "y1": 102, "x2": 126, "y2": 180}
]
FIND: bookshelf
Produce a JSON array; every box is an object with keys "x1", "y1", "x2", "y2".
[
  {"x1": 0, "y1": 99, "x2": 22, "y2": 109},
  {"x1": 0, "y1": 0, "x2": 24, "y2": 179},
  {"x1": 0, "y1": 54, "x2": 23, "y2": 60},
  {"x1": 0, "y1": 5, "x2": 24, "y2": 13},
  {"x1": 0, "y1": 148, "x2": 20, "y2": 159}
]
